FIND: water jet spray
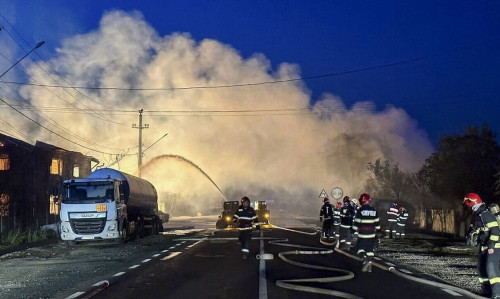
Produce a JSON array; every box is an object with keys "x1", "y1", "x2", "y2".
[{"x1": 140, "y1": 154, "x2": 229, "y2": 201}]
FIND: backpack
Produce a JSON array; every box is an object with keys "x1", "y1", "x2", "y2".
[{"x1": 488, "y1": 203, "x2": 500, "y2": 227}]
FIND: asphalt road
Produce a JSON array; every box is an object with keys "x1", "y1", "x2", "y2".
[
  {"x1": 0, "y1": 215, "x2": 482, "y2": 299},
  {"x1": 85, "y1": 225, "x2": 478, "y2": 299}
]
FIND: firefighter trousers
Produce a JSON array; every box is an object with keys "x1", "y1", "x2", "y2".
[
  {"x1": 239, "y1": 230, "x2": 253, "y2": 253},
  {"x1": 478, "y1": 248, "x2": 500, "y2": 297},
  {"x1": 385, "y1": 221, "x2": 397, "y2": 237},
  {"x1": 339, "y1": 226, "x2": 352, "y2": 246},
  {"x1": 322, "y1": 219, "x2": 333, "y2": 238},
  {"x1": 356, "y1": 237, "x2": 376, "y2": 257}
]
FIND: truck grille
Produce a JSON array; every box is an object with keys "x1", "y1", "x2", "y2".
[{"x1": 70, "y1": 218, "x2": 106, "y2": 234}]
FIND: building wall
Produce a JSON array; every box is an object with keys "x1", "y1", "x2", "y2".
[{"x1": 0, "y1": 134, "x2": 95, "y2": 237}]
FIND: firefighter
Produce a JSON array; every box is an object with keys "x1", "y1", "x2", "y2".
[
  {"x1": 339, "y1": 196, "x2": 354, "y2": 250},
  {"x1": 353, "y1": 193, "x2": 381, "y2": 272},
  {"x1": 395, "y1": 206, "x2": 409, "y2": 238},
  {"x1": 384, "y1": 202, "x2": 399, "y2": 238},
  {"x1": 233, "y1": 196, "x2": 259, "y2": 259},
  {"x1": 319, "y1": 197, "x2": 334, "y2": 240},
  {"x1": 464, "y1": 193, "x2": 500, "y2": 298},
  {"x1": 350, "y1": 197, "x2": 360, "y2": 242},
  {"x1": 332, "y1": 201, "x2": 342, "y2": 238}
]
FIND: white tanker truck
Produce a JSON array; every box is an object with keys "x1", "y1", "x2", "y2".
[{"x1": 58, "y1": 168, "x2": 163, "y2": 245}]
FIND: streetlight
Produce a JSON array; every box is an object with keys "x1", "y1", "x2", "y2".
[{"x1": 0, "y1": 41, "x2": 45, "y2": 79}]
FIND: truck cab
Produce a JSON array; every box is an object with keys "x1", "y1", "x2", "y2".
[{"x1": 60, "y1": 178, "x2": 125, "y2": 244}]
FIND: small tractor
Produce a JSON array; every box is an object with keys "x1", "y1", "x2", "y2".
[
  {"x1": 215, "y1": 200, "x2": 240, "y2": 229},
  {"x1": 255, "y1": 200, "x2": 270, "y2": 224}
]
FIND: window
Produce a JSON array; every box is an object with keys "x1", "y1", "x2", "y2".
[
  {"x1": 0, "y1": 193, "x2": 9, "y2": 216},
  {"x1": 49, "y1": 195, "x2": 60, "y2": 215},
  {"x1": 50, "y1": 158, "x2": 63, "y2": 175},
  {"x1": 73, "y1": 165, "x2": 80, "y2": 178},
  {"x1": 0, "y1": 154, "x2": 10, "y2": 171}
]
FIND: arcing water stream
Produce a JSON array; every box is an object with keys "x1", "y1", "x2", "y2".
[{"x1": 140, "y1": 154, "x2": 229, "y2": 201}]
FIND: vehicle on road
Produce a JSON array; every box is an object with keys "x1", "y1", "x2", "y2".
[
  {"x1": 58, "y1": 168, "x2": 164, "y2": 244},
  {"x1": 255, "y1": 200, "x2": 270, "y2": 224},
  {"x1": 215, "y1": 200, "x2": 240, "y2": 229}
]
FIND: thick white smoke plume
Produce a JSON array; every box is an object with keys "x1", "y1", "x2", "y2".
[{"x1": 6, "y1": 11, "x2": 433, "y2": 216}]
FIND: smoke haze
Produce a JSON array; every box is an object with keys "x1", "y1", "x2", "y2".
[{"x1": 3, "y1": 10, "x2": 433, "y2": 216}]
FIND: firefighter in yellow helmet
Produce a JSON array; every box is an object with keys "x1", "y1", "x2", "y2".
[{"x1": 464, "y1": 193, "x2": 500, "y2": 299}]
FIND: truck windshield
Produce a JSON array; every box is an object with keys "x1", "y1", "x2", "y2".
[{"x1": 62, "y1": 183, "x2": 115, "y2": 203}]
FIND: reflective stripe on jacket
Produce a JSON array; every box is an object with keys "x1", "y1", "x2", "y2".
[
  {"x1": 353, "y1": 204, "x2": 381, "y2": 239},
  {"x1": 233, "y1": 206, "x2": 258, "y2": 231}
]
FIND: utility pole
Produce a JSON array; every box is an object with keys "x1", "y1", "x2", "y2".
[{"x1": 132, "y1": 109, "x2": 149, "y2": 177}]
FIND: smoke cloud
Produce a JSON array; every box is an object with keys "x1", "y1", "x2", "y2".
[{"x1": 5, "y1": 10, "x2": 433, "y2": 216}]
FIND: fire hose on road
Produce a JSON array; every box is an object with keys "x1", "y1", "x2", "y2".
[
  {"x1": 269, "y1": 224, "x2": 362, "y2": 299},
  {"x1": 269, "y1": 224, "x2": 484, "y2": 299}
]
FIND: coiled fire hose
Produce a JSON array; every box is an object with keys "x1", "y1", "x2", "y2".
[
  {"x1": 269, "y1": 224, "x2": 362, "y2": 299},
  {"x1": 268, "y1": 224, "x2": 483, "y2": 298}
]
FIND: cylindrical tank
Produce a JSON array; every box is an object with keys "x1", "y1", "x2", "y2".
[{"x1": 87, "y1": 168, "x2": 158, "y2": 217}]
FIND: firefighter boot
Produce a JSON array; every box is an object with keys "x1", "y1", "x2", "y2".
[
  {"x1": 242, "y1": 249, "x2": 249, "y2": 259},
  {"x1": 367, "y1": 259, "x2": 372, "y2": 272},
  {"x1": 480, "y1": 283, "x2": 491, "y2": 298},
  {"x1": 361, "y1": 256, "x2": 370, "y2": 272}
]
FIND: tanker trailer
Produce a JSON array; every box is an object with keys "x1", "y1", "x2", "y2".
[{"x1": 59, "y1": 168, "x2": 162, "y2": 245}]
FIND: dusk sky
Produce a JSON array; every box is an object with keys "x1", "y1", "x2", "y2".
[
  {"x1": 2, "y1": 1, "x2": 499, "y2": 146},
  {"x1": 1, "y1": 1, "x2": 499, "y2": 206}
]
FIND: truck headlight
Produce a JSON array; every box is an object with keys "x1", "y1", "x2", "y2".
[
  {"x1": 225, "y1": 216, "x2": 232, "y2": 223},
  {"x1": 61, "y1": 225, "x2": 69, "y2": 233},
  {"x1": 108, "y1": 224, "x2": 116, "y2": 231},
  {"x1": 264, "y1": 213, "x2": 269, "y2": 219}
]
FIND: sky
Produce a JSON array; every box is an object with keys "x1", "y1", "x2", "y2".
[{"x1": 0, "y1": 1, "x2": 499, "y2": 214}]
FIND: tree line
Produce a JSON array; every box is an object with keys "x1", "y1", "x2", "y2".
[{"x1": 365, "y1": 124, "x2": 500, "y2": 235}]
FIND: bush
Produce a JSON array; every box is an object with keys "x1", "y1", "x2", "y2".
[{"x1": 0, "y1": 229, "x2": 48, "y2": 248}]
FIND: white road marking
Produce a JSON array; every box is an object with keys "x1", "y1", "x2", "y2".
[
  {"x1": 129, "y1": 265, "x2": 140, "y2": 269},
  {"x1": 65, "y1": 292, "x2": 85, "y2": 299},
  {"x1": 259, "y1": 230, "x2": 268, "y2": 299},
  {"x1": 162, "y1": 249, "x2": 169, "y2": 253},
  {"x1": 152, "y1": 254, "x2": 161, "y2": 257},
  {"x1": 142, "y1": 259, "x2": 151, "y2": 263},
  {"x1": 373, "y1": 257, "x2": 382, "y2": 260},
  {"x1": 399, "y1": 269, "x2": 413, "y2": 274},
  {"x1": 92, "y1": 281, "x2": 108, "y2": 287},
  {"x1": 441, "y1": 288, "x2": 463, "y2": 296},
  {"x1": 385, "y1": 262, "x2": 396, "y2": 267},
  {"x1": 113, "y1": 272, "x2": 126, "y2": 277},
  {"x1": 161, "y1": 252, "x2": 182, "y2": 260}
]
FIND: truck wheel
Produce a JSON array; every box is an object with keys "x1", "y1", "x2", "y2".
[
  {"x1": 137, "y1": 220, "x2": 144, "y2": 238},
  {"x1": 128, "y1": 222, "x2": 137, "y2": 241},
  {"x1": 155, "y1": 219, "x2": 162, "y2": 234},
  {"x1": 152, "y1": 220, "x2": 159, "y2": 235},
  {"x1": 119, "y1": 223, "x2": 128, "y2": 243}
]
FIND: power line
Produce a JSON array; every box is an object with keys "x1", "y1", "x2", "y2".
[
  {"x1": 0, "y1": 86, "x2": 133, "y2": 151},
  {"x1": 0, "y1": 93, "x2": 133, "y2": 156},
  {"x1": 1, "y1": 36, "x2": 499, "y2": 92},
  {"x1": 0, "y1": 14, "x2": 124, "y2": 124}
]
